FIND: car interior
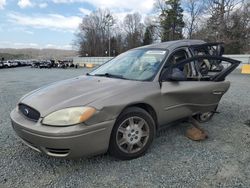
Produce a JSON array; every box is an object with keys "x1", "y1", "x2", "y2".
[
  {"x1": 169, "y1": 50, "x2": 189, "y2": 75},
  {"x1": 160, "y1": 45, "x2": 239, "y2": 82},
  {"x1": 191, "y1": 44, "x2": 225, "y2": 74},
  {"x1": 162, "y1": 49, "x2": 197, "y2": 81}
]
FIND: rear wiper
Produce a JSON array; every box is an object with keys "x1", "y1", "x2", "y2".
[{"x1": 91, "y1": 73, "x2": 125, "y2": 79}]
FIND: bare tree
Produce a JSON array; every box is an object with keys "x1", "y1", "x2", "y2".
[
  {"x1": 123, "y1": 13, "x2": 143, "y2": 35},
  {"x1": 75, "y1": 0, "x2": 249, "y2": 55},
  {"x1": 76, "y1": 10, "x2": 146, "y2": 56},
  {"x1": 144, "y1": 16, "x2": 160, "y2": 42},
  {"x1": 206, "y1": 0, "x2": 243, "y2": 41},
  {"x1": 192, "y1": 1, "x2": 249, "y2": 53},
  {"x1": 153, "y1": 0, "x2": 170, "y2": 40},
  {"x1": 223, "y1": 2, "x2": 250, "y2": 53},
  {"x1": 77, "y1": 9, "x2": 115, "y2": 56},
  {"x1": 123, "y1": 13, "x2": 144, "y2": 49},
  {"x1": 154, "y1": 0, "x2": 168, "y2": 14},
  {"x1": 183, "y1": 0, "x2": 205, "y2": 39}
]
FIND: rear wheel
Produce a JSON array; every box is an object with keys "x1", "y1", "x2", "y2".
[
  {"x1": 195, "y1": 112, "x2": 214, "y2": 123},
  {"x1": 109, "y1": 107, "x2": 155, "y2": 160}
]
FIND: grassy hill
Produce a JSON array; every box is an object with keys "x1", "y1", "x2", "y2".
[
  {"x1": 0, "y1": 53, "x2": 30, "y2": 60},
  {"x1": 0, "y1": 48, "x2": 77, "y2": 60}
]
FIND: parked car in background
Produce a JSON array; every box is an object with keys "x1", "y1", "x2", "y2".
[
  {"x1": 39, "y1": 61, "x2": 52, "y2": 69},
  {"x1": 0, "y1": 59, "x2": 32, "y2": 68},
  {"x1": 58, "y1": 61, "x2": 67, "y2": 68},
  {"x1": 10, "y1": 40, "x2": 240, "y2": 160},
  {"x1": 18, "y1": 60, "x2": 28, "y2": 67},
  {"x1": 3, "y1": 61, "x2": 12, "y2": 68},
  {"x1": 0, "y1": 61, "x2": 3, "y2": 68},
  {"x1": 12, "y1": 61, "x2": 18, "y2": 67},
  {"x1": 31, "y1": 61, "x2": 40, "y2": 68},
  {"x1": 26, "y1": 60, "x2": 33, "y2": 66}
]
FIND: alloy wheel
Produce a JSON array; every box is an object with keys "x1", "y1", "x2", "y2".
[{"x1": 116, "y1": 116, "x2": 150, "y2": 154}]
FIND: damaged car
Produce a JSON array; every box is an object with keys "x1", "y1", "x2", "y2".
[{"x1": 10, "y1": 40, "x2": 240, "y2": 160}]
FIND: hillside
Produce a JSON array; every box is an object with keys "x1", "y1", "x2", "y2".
[{"x1": 0, "y1": 48, "x2": 77, "y2": 60}]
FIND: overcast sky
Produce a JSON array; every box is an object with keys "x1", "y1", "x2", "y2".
[{"x1": 0, "y1": 0, "x2": 155, "y2": 49}]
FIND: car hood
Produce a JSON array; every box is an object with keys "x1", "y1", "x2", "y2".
[{"x1": 20, "y1": 75, "x2": 138, "y2": 117}]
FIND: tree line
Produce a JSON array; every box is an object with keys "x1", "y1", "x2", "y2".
[{"x1": 75, "y1": 0, "x2": 250, "y2": 56}]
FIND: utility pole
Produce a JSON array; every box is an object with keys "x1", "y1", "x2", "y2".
[
  {"x1": 108, "y1": 24, "x2": 111, "y2": 57},
  {"x1": 106, "y1": 14, "x2": 112, "y2": 57}
]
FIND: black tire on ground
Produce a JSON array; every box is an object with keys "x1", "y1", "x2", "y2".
[
  {"x1": 195, "y1": 111, "x2": 215, "y2": 123},
  {"x1": 195, "y1": 105, "x2": 218, "y2": 123},
  {"x1": 109, "y1": 107, "x2": 156, "y2": 160}
]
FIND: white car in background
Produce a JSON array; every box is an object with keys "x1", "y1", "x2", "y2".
[
  {"x1": 4, "y1": 61, "x2": 18, "y2": 68},
  {"x1": 3, "y1": 61, "x2": 11, "y2": 68},
  {"x1": 11, "y1": 61, "x2": 18, "y2": 67}
]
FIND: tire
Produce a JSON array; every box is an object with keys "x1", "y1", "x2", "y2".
[
  {"x1": 109, "y1": 107, "x2": 156, "y2": 160},
  {"x1": 195, "y1": 111, "x2": 214, "y2": 123}
]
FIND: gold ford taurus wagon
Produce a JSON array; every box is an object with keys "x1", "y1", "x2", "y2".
[{"x1": 11, "y1": 40, "x2": 240, "y2": 160}]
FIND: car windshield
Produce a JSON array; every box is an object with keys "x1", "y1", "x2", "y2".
[{"x1": 89, "y1": 49, "x2": 167, "y2": 81}]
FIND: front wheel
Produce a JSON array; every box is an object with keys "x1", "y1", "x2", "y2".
[{"x1": 109, "y1": 107, "x2": 155, "y2": 160}]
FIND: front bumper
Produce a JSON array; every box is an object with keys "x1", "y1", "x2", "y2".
[{"x1": 10, "y1": 108, "x2": 115, "y2": 158}]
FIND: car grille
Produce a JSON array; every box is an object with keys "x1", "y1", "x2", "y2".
[{"x1": 19, "y1": 103, "x2": 40, "y2": 121}]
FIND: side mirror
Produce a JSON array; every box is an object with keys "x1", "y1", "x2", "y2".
[{"x1": 161, "y1": 68, "x2": 187, "y2": 81}]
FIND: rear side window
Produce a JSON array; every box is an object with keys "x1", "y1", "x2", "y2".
[{"x1": 173, "y1": 56, "x2": 240, "y2": 81}]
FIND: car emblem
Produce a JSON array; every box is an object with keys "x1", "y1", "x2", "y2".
[{"x1": 24, "y1": 108, "x2": 29, "y2": 115}]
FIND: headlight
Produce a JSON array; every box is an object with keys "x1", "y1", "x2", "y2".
[{"x1": 42, "y1": 107, "x2": 96, "y2": 126}]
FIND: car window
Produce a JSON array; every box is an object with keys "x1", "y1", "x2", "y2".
[
  {"x1": 89, "y1": 49, "x2": 168, "y2": 81},
  {"x1": 165, "y1": 49, "x2": 196, "y2": 78},
  {"x1": 195, "y1": 57, "x2": 229, "y2": 77},
  {"x1": 166, "y1": 55, "x2": 240, "y2": 81},
  {"x1": 190, "y1": 44, "x2": 225, "y2": 76}
]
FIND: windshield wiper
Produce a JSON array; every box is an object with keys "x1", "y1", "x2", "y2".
[{"x1": 91, "y1": 73, "x2": 125, "y2": 79}]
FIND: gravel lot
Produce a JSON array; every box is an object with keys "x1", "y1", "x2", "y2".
[{"x1": 0, "y1": 67, "x2": 249, "y2": 188}]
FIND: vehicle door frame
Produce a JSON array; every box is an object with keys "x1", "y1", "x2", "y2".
[
  {"x1": 157, "y1": 52, "x2": 240, "y2": 126},
  {"x1": 156, "y1": 47, "x2": 200, "y2": 125},
  {"x1": 162, "y1": 47, "x2": 193, "y2": 67},
  {"x1": 165, "y1": 55, "x2": 241, "y2": 82},
  {"x1": 158, "y1": 46, "x2": 201, "y2": 82}
]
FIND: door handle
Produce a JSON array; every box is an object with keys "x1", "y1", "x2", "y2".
[{"x1": 212, "y1": 90, "x2": 224, "y2": 95}]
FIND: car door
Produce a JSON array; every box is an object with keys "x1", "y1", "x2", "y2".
[{"x1": 158, "y1": 55, "x2": 240, "y2": 125}]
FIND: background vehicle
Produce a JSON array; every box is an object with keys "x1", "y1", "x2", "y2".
[
  {"x1": 39, "y1": 61, "x2": 52, "y2": 69},
  {"x1": 3, "y1": 61, "x2": 12, "y2": 68},
  {"x1": 58, "y1": 61, "x2": 67, "y2": 68},
  {"x1": 11, "y1": 61, "x2": 18, "y2": 67},
  {"x1": 0, "y1": 61, "x2": 3, "y2": 68},
  {"x1": 31, "y1": 61, "x2": 40, "y2": 68}
]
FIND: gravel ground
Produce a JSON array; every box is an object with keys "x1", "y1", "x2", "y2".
[{"x1": 0, "y1": 67, "x2": 249, "y2": 188}]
